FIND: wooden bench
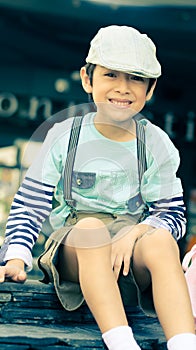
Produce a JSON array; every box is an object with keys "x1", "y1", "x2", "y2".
[{"x1": 0, "y1": 280, "x2": 167, "y2": 349}]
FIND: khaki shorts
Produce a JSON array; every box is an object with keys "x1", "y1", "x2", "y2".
[{"x1": 38, "y1": 212, "x2": 156, "y2": 317}]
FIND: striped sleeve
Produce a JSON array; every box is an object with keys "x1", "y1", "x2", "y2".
[
  {"x1": 3, "y1": 176, "x2": 54, "y2": 270},
  {"x1": 140, "y1": 194, "x2": 186, "y2": 240}
]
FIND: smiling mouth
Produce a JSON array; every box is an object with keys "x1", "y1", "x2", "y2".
[{"x1": 109, "y1": 99, "x2": 131, "y2": 107}]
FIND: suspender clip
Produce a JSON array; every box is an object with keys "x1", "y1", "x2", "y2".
[{"x1": 66, "y1": 199, "x2": 78, "y2": 222}]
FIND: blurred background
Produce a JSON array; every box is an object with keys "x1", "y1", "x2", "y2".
[{"x1": 0, "y1": 0, "x2": 195, "y2": 278}]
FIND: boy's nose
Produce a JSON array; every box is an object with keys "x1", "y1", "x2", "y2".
[{"x1": 114, "y1": 78, "x2": 130, "y2": 94}]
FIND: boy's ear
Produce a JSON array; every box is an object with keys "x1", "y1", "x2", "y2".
[
  {"x1": 80, "y1": 66, "x2": 93, "y2": 93},
  {"x1": 146, "y1": 79, "x2": 157, "y2": 102}
]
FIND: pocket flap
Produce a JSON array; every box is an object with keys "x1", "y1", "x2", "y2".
[
  {"x1": 127, "y1": 192, "x2": 144, "y2": 211},
  {"x1": 72, "y1": 171, "x2": 96, "y2": 189}
]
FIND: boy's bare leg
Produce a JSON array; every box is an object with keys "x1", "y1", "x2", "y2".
[
  {"x1": 58, "y1": 217, "x2": 128, "y2": 333},
  {"x1": 132, "y1": 227, "x2": 195, "y2": 340}
]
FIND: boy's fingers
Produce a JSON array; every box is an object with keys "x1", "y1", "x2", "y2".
[
  {"x1": 123, "y1": 255, "x2": 131, "y2": 276},
  {"x1": 10, "y1": 271, "x2": 26, "y2": 283},
  {"x1": 0, "y1": 266, "x2": 26, "y2": 283},
  {"x1": 0, "y1": 267, "x2": 6, "y2": 283},
  {"x1": 113, "y1": 255, "x2": 123, "y2": 280},
  {"x1": 15, "y1": 270, "x2": 27, "y2": 282}
]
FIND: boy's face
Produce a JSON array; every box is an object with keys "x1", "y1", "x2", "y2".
[{"x1": 80, "y1": 65, "x2": 156, "y2": 124}]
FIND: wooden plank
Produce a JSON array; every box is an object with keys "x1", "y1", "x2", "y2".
[
  {"x1": 0, "y1": 280, "x2": 167, "y2": 349},
  {"x1": 0, "y1": 323, "x2": 166, "y2": 349},
  {"x1": 12, "y1": 292, "x2": 58, "y2": 301},
  {"x1": 0, "y1": 280, "x2": 55, "y2": 293},
  {"x1": 0, "y1": 324, "x2": 103, "y2": 345},
  {"x1": 0, "y1": 345, "x2": 28, "y2": 350},
  {"x1": 0, "y1": 293, "x2": 12, "y2": 302}
]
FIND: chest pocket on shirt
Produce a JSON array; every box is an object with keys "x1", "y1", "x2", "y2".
[
  {"x1": 127, "y1": 192, "x2": 144, "y2": 212},
  {"x1": 72, "y1": 171, "x2": 96, "y2": 189}
]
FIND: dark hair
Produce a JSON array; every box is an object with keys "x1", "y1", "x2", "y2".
[
  {"x1": 147, "y1": 78, "x2": 156, "y2": 93},
  {"x1": 85, "y1": 63, "x2": 96, "y2": 101},
  {"x1": 85, "y1": 63, "x2": 96, "y2": 86},
  {"x1": 85, "y1": 63, "x2": 156, "y2": 100}
]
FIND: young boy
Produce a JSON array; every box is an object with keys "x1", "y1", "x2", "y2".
[{"x1": 0, "y1": 25, "x2": 195, "y2": 350}]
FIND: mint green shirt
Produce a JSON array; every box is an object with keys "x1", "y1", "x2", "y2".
[{"x1": 27, "y1": 113, "x2": 182, "y2": 230}]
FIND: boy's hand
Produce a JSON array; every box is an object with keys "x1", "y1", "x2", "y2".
[
  {"x1": 0, "y1": 259, "x2": 27, "y2": 283},
  {"x1": 111, "y1": 226, "x2": 138, "y2": 280},
  {"x1": 111, "y1": 224, "x2": 153, "y2": 280}
]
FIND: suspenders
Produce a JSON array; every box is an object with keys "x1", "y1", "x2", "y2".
[
  {"x1": 135, "y1": 119, "x2": 147, "y2": 190},
  {"x1": 63, "y1": 116, "x2": 147, "y2": 216},
  {"x1": 63, "y1": 116, "x2": 84, "y2": 217}
]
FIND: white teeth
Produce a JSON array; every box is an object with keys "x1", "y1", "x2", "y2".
[{"x1": 110, "y1": 99, "x2": 130, "y2": 106}]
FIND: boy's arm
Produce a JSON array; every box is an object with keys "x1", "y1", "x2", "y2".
[
  {"x1": 1, "y1": 176, "x2": 54, "y2": 272},
  {"x1": 139, "y1": 194, "x2": 186, "y2": 240}
]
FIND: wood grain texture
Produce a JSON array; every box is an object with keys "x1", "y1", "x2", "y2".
[{"x1": 0, "y1": 280, "x2": 167, "y2": 349}]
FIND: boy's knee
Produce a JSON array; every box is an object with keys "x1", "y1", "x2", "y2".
[
  {"x1": 135, "y1": 228, "x2": 179, "y2": 267},
  {"x1": 67, "y1": 216, "x2": 111, "y2": 249},
  {"x1": 76, "y1": 217, "x2": 106, "y2": 229}
]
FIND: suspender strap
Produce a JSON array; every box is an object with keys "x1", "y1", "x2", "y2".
[
  {"x1": 63, "y1": 116, "x2": 83, "y2": 209},
  {"x1": 135, "y1": 119, "x2": 148, "y2": 220},
  {"x1": 135, "y1": 119, "x2": 147, "y2": 186}
]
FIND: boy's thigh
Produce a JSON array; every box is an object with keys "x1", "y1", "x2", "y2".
[
  {"x1": 132, "y1": 227, "x2": 179, "y2": 290},
  {"x1": 56, "y1": 214, "x2": 113, "y2": 283},
  {"x1": 135, "y1": 227, "x2": 179, "y2": 262}
]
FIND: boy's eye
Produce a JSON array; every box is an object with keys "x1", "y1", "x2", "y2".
[
  {"x1": 104, "y1": 72, "x2": 116, "y2": 78},
  {"x1": 130, "y1": 75, "x2": 144, "y2": 82}
]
